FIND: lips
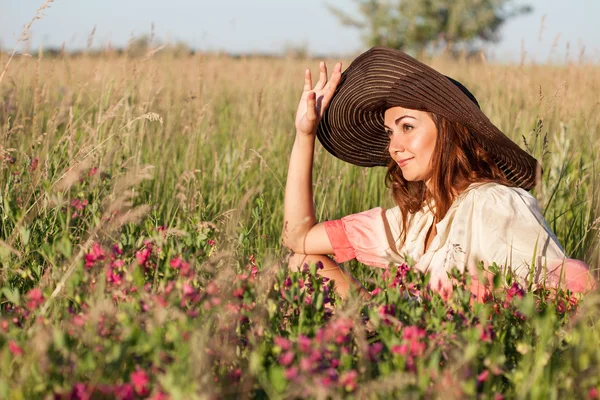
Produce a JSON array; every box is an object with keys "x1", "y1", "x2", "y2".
[{"x1": 397, "y1": 157, "x2": 414, "y2": 167}]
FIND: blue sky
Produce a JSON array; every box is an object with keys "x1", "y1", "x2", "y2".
[{"x1": 1, "y1": 0, "x2": 599, "y2": 62}]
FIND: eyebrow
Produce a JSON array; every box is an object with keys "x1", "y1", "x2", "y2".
[{"x1": 383, "y1": 115, "x2": 416, "y2": 130}]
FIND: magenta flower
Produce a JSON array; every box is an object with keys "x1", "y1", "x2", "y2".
[
  {"x1": 340, "y1": 370, "x2": 358, "y2": 392},
  {"x1": 113, "y1": 383, "x2": 134, "y2": 400},
  {"x1": 279, "y1": 351, "x2": 295, "y2": 366},
  {"x1": 506, "y1": 282, "x2": 525, "y2": 301},
  {"x1": 274, "y1": 336, "x2": 291, "y2": 351},
  {"x1": 170, "y1": 256, "x2": 183, "y2": 269},
  {"x1": 84, "y1": 243, "x2": 106, "y2": 269},
  {"x1": 136, "y1": 247, "x2": 152, "y2": 266},
  {"x1": 477, "y1": 369, "x2": 490, "y2": 383},
  {"x1": 130, "y1": 368, "x2": 150, "y2": 396},
  {"x1": 284, "y1": 366, "x2": 299, "y2": 381},
  {"x1": 8, "y1": 340, "x2": 23, "y2": 356},
  {"x1": 26, "y1": 287, "x2": 44, "y2": 310}
]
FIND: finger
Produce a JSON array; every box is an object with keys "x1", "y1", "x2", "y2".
[
  {"x1": 303, "y1": 68, "x2": 312, "y2": 92},
  {"x1": 320, "y1": 62, "x2": 342, "y2": 112},
  {"x1": 306, "y1": 92, "x2": 317, "y2": 121},
  {"x1": 315, "y1": 61, "x2": 328, "y2": 90}
]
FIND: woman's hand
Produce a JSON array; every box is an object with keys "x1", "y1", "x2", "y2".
[{"x1": 294, "y1": 61, "x2": 342, "y2": 137}]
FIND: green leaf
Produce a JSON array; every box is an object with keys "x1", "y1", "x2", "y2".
[
  {"x1": 2, "y1": 287, "x2": 20, "y2": 306},
  {"x1": 268, "y1": 366, "x2": 287, "y2": 393},
  {"x1": 18, "y1": 226, "x2": 30, "y2": 246}
]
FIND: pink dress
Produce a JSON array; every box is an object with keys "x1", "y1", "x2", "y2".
[{"x1": 324, "y1": 182, "x2": 595, "y2": 298}]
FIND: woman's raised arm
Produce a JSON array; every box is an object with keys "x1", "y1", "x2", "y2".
[{"x1": 282, "y1": 61, "x2": 341, "y2": 254}]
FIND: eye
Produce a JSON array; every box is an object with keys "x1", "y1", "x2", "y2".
[{"x1": 402, "y1": 124, "x2": 414, "y2": 132}]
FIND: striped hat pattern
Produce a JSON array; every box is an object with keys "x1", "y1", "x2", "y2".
[{"x1": 316, "y1": 47, "x2": 539, "y2": 190}]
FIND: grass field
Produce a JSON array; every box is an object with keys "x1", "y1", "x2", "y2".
[{"x1": 0, "y1": 50, "x2": 599, "y2": 398}]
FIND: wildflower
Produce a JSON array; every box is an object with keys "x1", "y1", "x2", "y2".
[
  {"x1": 182, "y1": 282, "x2": 195, "y2": 296},
  {"x1": 370, "y1": 287, "x2": 382, "y2": 296},
  {"x1": 279, "y1": 351, "x2": 295, "y2": 366},
  {"x1": 284, "y1": 366, "x2": 299, "y2": 381},
  {"x1": 479, "y1": 323, "x2": 495, "y2": 343},
  {"x1": 298, "y1": 335, "x2": 311, "y2": 352},
  {"x1": 206, "y1": 281, "x2": 219, "y2": 295},
  {"x1": 8, "y1": 340, "x2": 23, "y2": 356},
  {"x1": 26, "y1": 287, "x2": 44, "y2": 310},
  {"x1": 85, "y1": 243, "x2": 106, "y2": 269},
  {"x1": 31, "y1": 157, "x2": 39, "y2": 171},
  {"x1": 340, "y1": 370, "x2": 358, "y2": 392},
  {"x1": 207, "y1": 239, "x2": 216, "y2": 247},
  {"x1": 70, "y1": 383, "x2": 90, "y2": 400},
  {"x1": 369, "y1": 342, "x2": 383, "y2": 360},
  {"x1": 136, "y1": 246, "x2": 152, "y2": 266},
  {"x1": 130, "y1": 368, "x2": 150, "y2": 396},
  {"x1": 477, "y1": 369, "x2": 490, "y2": 383},
  {"x1": 88, "y1": 167, "x2": 98, "y2": 176},
  {"x1": 589, "y1": 388, "x2": 599, "y2": 399},
  {"x1": 112, "y1": 244, "x2": 124, "y2": 256},
  {"x1": 506, "y1": 282, "x2": 525, "y2": 301},
  {"x1": 233, "y1": 287, "x2": 244, "y2": 298},
  {"x1": 113, "y1": 383, "x2": 134, "y2": 400},
  {"x1": 391, "y1": 344, "x2": 408, "y2": 356},
  {"x1": 274, "y1": 336, "x2": 291, "y2": 351},
  {"x1": 149, "y1": 391, "x2": 170, "y2": 400}
]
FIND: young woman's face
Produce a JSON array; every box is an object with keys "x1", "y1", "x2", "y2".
[{"x1": 384, "y1": 107, "x2": 438, "y2": 185}]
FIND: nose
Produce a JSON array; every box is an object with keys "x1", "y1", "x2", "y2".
[{"x1": 388, "y1": 131, "x2": 406, "y2": 155}]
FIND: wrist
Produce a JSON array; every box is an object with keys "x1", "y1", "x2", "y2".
[{"x1": 295, "y1": 131, "x2": 317, "y2": 144}]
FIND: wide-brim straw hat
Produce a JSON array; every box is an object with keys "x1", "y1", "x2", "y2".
[{"x1": 316, "y1": 47, "x2": 539, "y2": 190}]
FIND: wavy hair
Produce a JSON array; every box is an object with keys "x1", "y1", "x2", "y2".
[{"x1": 385, "y1": 113, "x2": 514, "y2": 246}]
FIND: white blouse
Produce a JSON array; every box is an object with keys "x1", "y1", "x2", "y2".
[{"x1": 323, "y1": 182, "x2": 567, "y2": 290}]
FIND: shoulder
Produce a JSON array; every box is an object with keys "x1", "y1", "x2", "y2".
[{"x1": 458, "y1": 182, "x2": 539, "y2": 212}]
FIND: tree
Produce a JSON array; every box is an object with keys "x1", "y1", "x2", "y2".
[{"x1": 326, "y1": 0, "x2": 532, "y2": 55}]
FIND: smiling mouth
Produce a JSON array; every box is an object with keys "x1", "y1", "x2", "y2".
[{"x1": 397, "y1": 157, "x2": 414, "y2": 167}]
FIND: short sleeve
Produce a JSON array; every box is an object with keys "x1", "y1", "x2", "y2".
[
  {"x1": 324, "y1": 207, "x2": 405, "y2": 268},
  {"x1": 464, "y1": 184, "x2": 566, "y2": 285}
]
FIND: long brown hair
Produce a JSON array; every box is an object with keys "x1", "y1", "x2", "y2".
[{"x1": 385, "y1": 113, "x2": 514, "y2": 245}]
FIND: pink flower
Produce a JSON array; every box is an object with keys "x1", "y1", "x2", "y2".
[
  {"x1": 136, "y1": 247, "x2": 152, "y2": 266},
  {"x1": 88, "y1": 167, "x2": 98, "y2": 176},
  {"x1": 284, "y1": 366, "x2": 299, "y2": 381},
  {"x1": 207, "y1": 239, "x2": 216, "y2": 247},
  {"x1": 506, "y1": 282, "x2": 525, "y2": 301},
  {"x1": 274, "y1": 336, "x2": 291, "y2": 351},
  {"x1": 130, "y1": 368, "x2": 150, "y2": 396},
  {"x1": 113, "y1": 383, "x2": 134, "y2": 400},
  {"x1": 84, "y1": 243, "x2": 106, "y2": 269},
  {"x1": 170, "y1": 256, "x2": 183, "y2": 269},
  {"x1": 370, "y1": 287, "x2": 382, "y2": 296},
  {"x1": 233, "y1": 287, "x2": 244, "y2": 298},
  {"x1": 71, "y1": 198, "x2": 88, "y2": 211},
  {"x1": 369, "y1": 342, "x2": 383, "y2": 360},
  {"x1": 477, "y1": 369, "x2": 490, "y2": 383},
  {"x1": 8, "y1": 340, "x2": 23, "y2": 356},
  {"x1": 391, "y1": 344, "x2": 408, "y2": 356},
  {"x1": 149, "y1": 391, "x2": 170, "y2": 400},
  {"x1": 279, "y1": 351, "x2": 295, "y2": 366},
  {"x1": 589, "y1": 388, "x2": 599, "y2": 400},
  {"x1": 112, "y1": 244, "x2": 124, "y2": 256},
  {"x1": 479, "y1": 324, "x2": 494, "y2": 343},
  {"x1": 340, "y1": 370, "x2": 358, "y2": 392},
  {"x1": 31, "y1": 157, "x2": 39, "y2": 171},
  {"x1": 26, "y1": 287, "x2": 44, "y2": 310},
  {"x1": 182, "y1": 283, "x2": 195, "y2": 296}
]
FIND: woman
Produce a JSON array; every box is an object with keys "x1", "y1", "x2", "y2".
[{"x1": 282, "y1": 47, "x2": 595, "y2": 301}]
